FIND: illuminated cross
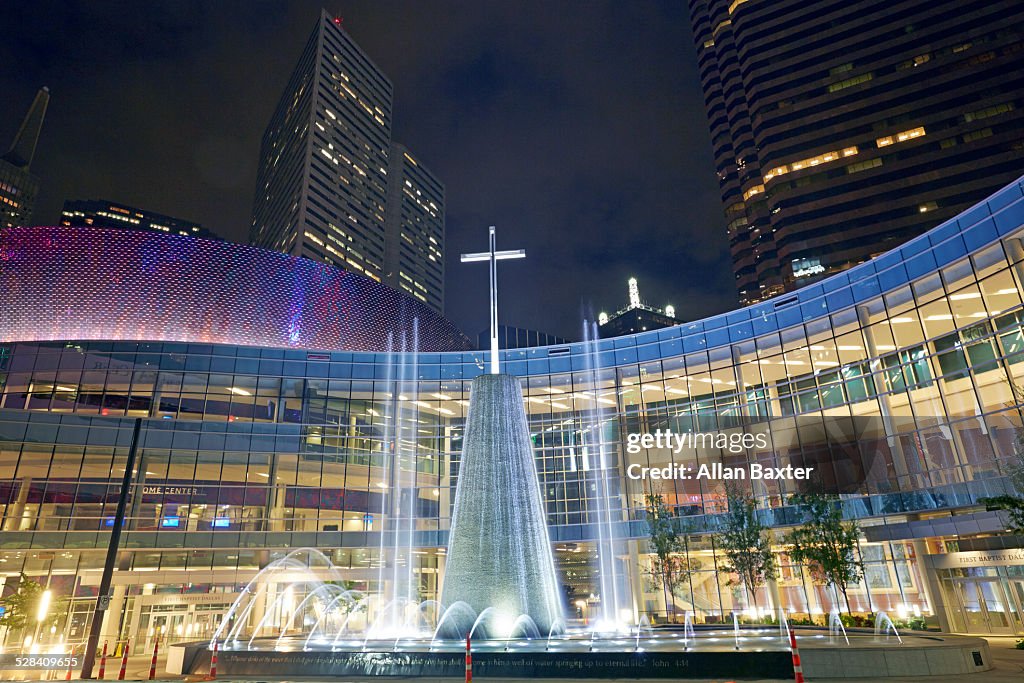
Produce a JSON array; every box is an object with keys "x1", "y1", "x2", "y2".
[{"x1": 460, "y1": 226, "x2": 526, "y2": 374}]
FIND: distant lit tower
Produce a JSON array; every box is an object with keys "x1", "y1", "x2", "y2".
[
  {"x1": 60, "y1": 199, "x2": 220, "y2": 240},
  {"x1": 597, "y1": 277, "x2": 680, "y2": 338},
  {"x1": 250, "y1": 10, "x2": 445, "y2": 312},
  {"x1": 1, "y1": 87, "x2": 49, "y2": 228}
]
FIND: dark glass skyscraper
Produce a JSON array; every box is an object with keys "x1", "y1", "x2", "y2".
[
  {"x1": 0, "y1": 87, "x2": 48, "y2": 229},
  {"x1": 688, "y1": 0, "x2": 1024, "y2": 305},
  {"x1": 250, "y1": 10, "x2": 445, "y2": 312}
]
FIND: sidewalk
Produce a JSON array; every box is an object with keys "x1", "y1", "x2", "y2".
[{"x1": 0, "y1": 653, "x2": 177, "y2": 683}]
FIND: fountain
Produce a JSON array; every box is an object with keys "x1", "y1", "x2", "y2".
[
  {"x1": 580, "y1": 319, "x2": 628, "y2": 632},
  {"x1": 828, "y1": 609, "x2": 850, "y2": 645},
  {"x1": 440, "y1": 373, "x2": 565, "y2": 636},
  {"x1": 778, "y1": 607, "x2": 791, "y2": 646},
  {"x1": 682, "y1": 612, "x2": 695, "y2": 650},
  {"x1": 170, "y1": 229, "x2": 980, "y2": 679},
  {"x1": 874, "y1": 611, "x2": 903, "y2": 644}
]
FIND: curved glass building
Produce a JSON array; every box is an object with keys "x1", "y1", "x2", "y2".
[{"x1": 2, "y1": 178, "x2": 1024, "y2": 647}]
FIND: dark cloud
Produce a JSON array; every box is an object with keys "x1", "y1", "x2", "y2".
[{"x1": 0, "y1": 0, "x2": 732, "y2": 340}]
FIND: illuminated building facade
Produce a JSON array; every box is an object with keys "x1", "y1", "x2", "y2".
[
  {"x1": 383, "y1": 144, "x2": 445, "y2": 312},
  {"x1": 0, "y1": 87, "x2": 48, "y2": 228},
  {"x1": 0, "y1": 227, "x2": 469, "y2": 353},
  {"x1": 2, "y1": 180, "x2": 1024, "y2": 648},
  {"x1": 60, "y1": 199, "x2": 219, "y2": 240},
  {"x1": 250, "y1": 10, "x2": 445, "y2": 312},
  {"x1": 688, "y1": 0, "x2": 1024, "y2": 304}
]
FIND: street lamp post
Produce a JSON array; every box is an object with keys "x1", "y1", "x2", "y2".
[
  {"x1": 30, "y1": 586, "x2": 52, "y2": 651},
  {"x1": 80, "y1": 417, "x2": 143, "y2": 679}
]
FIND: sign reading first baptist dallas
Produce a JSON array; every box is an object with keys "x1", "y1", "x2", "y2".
[{"x1": 929, "y1": 548, "x2": 1024, "y2": 569}]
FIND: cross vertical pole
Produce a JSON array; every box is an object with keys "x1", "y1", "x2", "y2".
[
  {"x1": 460, "y1": 226, "x2": 525, "y2": 375},
  {"x1": 488, "y1": 226, "x2": 499, "y2": 374}
]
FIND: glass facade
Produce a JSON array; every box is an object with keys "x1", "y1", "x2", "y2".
[{"x1": 2, "y1": 178, "x2": 1024, "y2": 649}]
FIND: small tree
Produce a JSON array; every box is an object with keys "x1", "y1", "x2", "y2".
[
  {"x1": 980, "y1": 422, "x2": 1024, "y2": 534},
  {"x1": 0, "y1": 574, "x2": 60, "y2": 641},
  {"x1": 714, "y1": 483, "x2": 776, "y2": 613},
  {"x1": 645, "y1": 493, "x2": 701, "y2": 622},
  {"x1": 786, "y1": 494, "x2": 863, "y2": 616}
]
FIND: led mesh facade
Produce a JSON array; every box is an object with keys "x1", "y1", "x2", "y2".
[
  {"x1": 3, "y1": 179, "x2": 1024, "y2": 645},
  {"x1": 0, "y1": 226, "x2": 469, "y2": 352}
]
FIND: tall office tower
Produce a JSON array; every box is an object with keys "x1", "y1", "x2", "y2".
[
  {"x1": 0, "y1": 87, "x2": 49, "y2": 229},
  {"x1": 251, "y1": 10, "x2": 446, "y2": 314},
  {"x1": 251, "y1": 10, "x2": 393, "y2": 280},
  {"x1": 60, "y1": 199, "x2": 219, "y2": 239},
  {"x1": 688, "y1": 0, "x2": 1024, "y2": 305},
  {"x1": 384, "y1": 143, "x2": 445, "y2": 312}
]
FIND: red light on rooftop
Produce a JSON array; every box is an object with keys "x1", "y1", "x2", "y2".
[{"x1": 333, "y1": 17, "x2": 342, "y2": 25}]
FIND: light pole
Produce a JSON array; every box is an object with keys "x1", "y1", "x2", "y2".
[
  {"x1": 29, "y1": 552, "x2": 55, "y2": 652},
  {"x1": 30, "y1": 590, "x2": 52, "y2": 651},
  {"x1": 80, "y1": 417, "x2": 143, "y2": 679}
]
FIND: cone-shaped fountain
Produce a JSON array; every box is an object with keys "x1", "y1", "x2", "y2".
[{"x1": 440, "y1": 374, "x2": 564, "y2": 636}]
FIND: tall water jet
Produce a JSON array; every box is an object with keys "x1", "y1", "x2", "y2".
[
  {"x1": 371, "y1": 321, "x2": 423, "y2": 636},
  {"x1": 440, "y1": 374, "x2": 564, "y2": 635},
  {"x1": 581, "y1": 319, "x2": 627, "y2": 628}
]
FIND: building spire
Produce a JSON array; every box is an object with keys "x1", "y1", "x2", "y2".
[{"x1": 3, "y1": 87, "x2": 49, "y2": 169}]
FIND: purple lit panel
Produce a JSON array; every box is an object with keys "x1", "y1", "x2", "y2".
[{"x1": 0, "y1": 227, "x2": 469, "y2": 352}]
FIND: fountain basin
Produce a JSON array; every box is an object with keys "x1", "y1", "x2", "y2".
[
  {"x1": 797, "y1": 632, "x2": 992, "y2": 678},
  {"x1": 169, "y1": 639, "x2": 792, "y2": 679},
  {"x1": 168, "y1": 630, "x2": 993, "y2": 680}
]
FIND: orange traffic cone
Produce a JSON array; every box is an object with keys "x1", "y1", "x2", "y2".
[
  {"x1": 148, "y1": 638, "x2": 159, "y2": 680},
  {"x1": 788, "y1": 627, "x2": 805, "y2": 683},
  {"x1": 208, "y1": 640, "x2": 218, "y2": 680},
  {"x1": 117, "y1": 640, "x2": 130, "y2": 681},
  {"x1": 98, "y1": 641, "x2": 108, "y2": 679}
]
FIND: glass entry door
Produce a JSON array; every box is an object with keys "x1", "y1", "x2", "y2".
[{"x1": 947, "y1": 577, "x2": 1022, "y2": 634}]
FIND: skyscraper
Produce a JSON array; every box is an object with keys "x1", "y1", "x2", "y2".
[
  {"x1": 250, "y1": 10, "x2": 445, "y2": 312},
  {"x1": 384, "y1": 143, "x2": 444, "y2": 311},
  {"x1": 0, "y1": 87, "x2": 49, "y2": 229},
  {"x1": 688, "y1": 0, "x2": 1024, "y2": 305},
  {"x1": 60, "y1": 199, "x2": 219, "y2": 240}
]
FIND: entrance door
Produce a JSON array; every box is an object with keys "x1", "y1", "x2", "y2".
[
  {"x1": 951, "y1": 578, "x2": 1016, "y2": 634},
  {"x1": 140, "y1": 609, "x2": 188, "y2": 651},
  {"x1": 1004, "y1": 579, "x2": 1024, "y2": 634}
]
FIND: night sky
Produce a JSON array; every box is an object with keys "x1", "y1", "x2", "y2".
[{"x1": 0, "y1": 1, "x2": 730, "y2": 341}]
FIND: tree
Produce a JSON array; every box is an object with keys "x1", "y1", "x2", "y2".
[
  {"x1": 644, "y1": 493, "x2": 701, "y2": 623},
  {"x1": 786, "y1": 493, "x2": 863, "y2": 616},
  {"x1": 714, "y1": 483, "x2": 776, "y2": 613},
  {"x1": 980, "y1": 421, "x2": 1024, "y2": 534},
  {"x1": 0, "y1": 574, "x2": 60, "y2": 639}
]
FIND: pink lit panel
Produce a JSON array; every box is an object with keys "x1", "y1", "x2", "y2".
[{"x1": 0, "y1": 227, "x2": 469, "y2": 352}]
